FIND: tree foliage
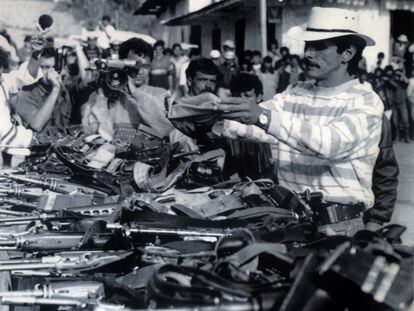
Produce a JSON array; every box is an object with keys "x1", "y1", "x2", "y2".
[{"x1": 65, "y1": 0, "x2": 154, "y2": 33}]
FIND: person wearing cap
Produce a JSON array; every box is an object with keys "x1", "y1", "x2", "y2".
[
  {"x1": 218, "y1": 44, "x2": 239, "y2": 91},
  {"x1": 394, "y1": 34, "x2": 409, "y2": 58},
  {"x1": 83, "y1": 35, "x2": 102, "y2": 61},
  {"x1": 222, "y1": 40, "x2": 238, "y2": 63},
  {"x1": 107, "y1": 39, "x2": 121, "y2": 60},
  {"x1": 214, "y1": 7, "x2": 394, "y2": 235},
  {"x1": 210, "y1": 50, "x2": 222, "y2": 67}
]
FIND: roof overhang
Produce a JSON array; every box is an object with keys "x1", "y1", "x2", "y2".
[
  {"x1": 134, "y1": 0, "x2": 179, "y2": 16},
  {"x1": 164, "y1": 0, "x2": 247, "y2": 26}
]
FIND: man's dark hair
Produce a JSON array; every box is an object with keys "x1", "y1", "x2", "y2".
[
  {"x1": 172, "y1": 43, "x2": 182, "y2": 50},
  {"x1": 331, "y1": 35, "x2": 366, "y2": 76},
  {"x1": 154, "y1": 40, "x2": 165, "y2": 49},
  {"x1": 280, "y1": 47, "x2": 290, "y2": 55},
  {"x1": 189, "y1": 48, "x2": 201, "y2": 58},
  {"x1": 164, "y1": 48, "x2": 173, "y2": 56},
  {"x1": 275, "y1": 59, "x2": 287, "y2": 71},
  {"x1": 230, "y1": 73, "x2": 263, "y2": 96},
  {"x1": 384, "y1": 65, "x2": 394, "y2": 76},
  {"x1": 186, "y1": 58, "x2": 219, "y2": 80},
  {"x1": 102, "y1": 15, "x2": 111, "y2": 22},
  {"x1": 40, "y1": 47, "x2": 58, "y2": 60},
  {"x1": 0, "y1": 49, "x2": 9, "y2": 71},
  {"x1": 119, "y1": 38, "x2": 153, "y2": 60},
  {"x1": 261, "y1": 56, "x2": 274, "y2": 74},
  {"x1": 374, "y1": 67, "x2": 383, "y2": 76},
  {"x1": 243, "y1": 50, "x2": 253, "y2": 60},
  {"x1": 240, "y1": 60, "x2": 253, "y2": 72},
  {"x1": 377, "y1": 52, "x2": 385, "y2": 59},
  {"x1": 252, "y1": 50, "x2": 262, "y2": 58}
]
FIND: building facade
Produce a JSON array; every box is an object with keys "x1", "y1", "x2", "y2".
[{"x1": 135, "y1": 0, "x2": 414, "y2": 70}]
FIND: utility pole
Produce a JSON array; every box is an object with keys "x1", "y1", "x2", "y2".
[{"x1": 259, "y1": 0, "x2": 267, "y2": 56}]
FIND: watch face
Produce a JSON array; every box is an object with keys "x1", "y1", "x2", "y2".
[{"x1": 259, "y1": 113, "x2": 268, "y2": 125}]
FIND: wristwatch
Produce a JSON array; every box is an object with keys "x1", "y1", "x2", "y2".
[{"x1": 256, "y1": 108, "x2": 271, "y2": 131}]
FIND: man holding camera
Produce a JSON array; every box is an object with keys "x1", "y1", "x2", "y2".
[
  {"x1": 213, "y1": 7, "x2": 385, "y2": 236},
  {"x1": 15, "y1": 47, "x2": 72, "y2": 133},
  {"x1": 81, "y1": 38, "x2": 174, "y2": 140}
]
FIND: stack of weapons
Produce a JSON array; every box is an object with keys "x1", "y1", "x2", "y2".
[{"x1": 0, "y1": 130, "x2": 412, "y2": 311}]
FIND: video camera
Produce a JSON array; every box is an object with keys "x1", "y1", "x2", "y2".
[{"x1": 93, "y1": 59, "x2": 142, "y2": 98}]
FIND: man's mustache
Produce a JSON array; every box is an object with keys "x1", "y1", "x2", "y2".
[
  {"x1": 304, "y1": 59, "x2": 320, "y2": 68},
  {"x1": 200, "y1": 88, "x2": 215, "y2": 94}
]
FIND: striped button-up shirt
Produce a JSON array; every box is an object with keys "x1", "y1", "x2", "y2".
[{"x1": 215, "y1": 79, "x2": 384, "y2": 208}]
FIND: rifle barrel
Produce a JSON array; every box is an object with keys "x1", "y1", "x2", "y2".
[
  {"x1": 0, "y1": 263, "x2": 56, "y2": 271},
  {"x1": 0, "y1": 297, "x2": 88, "y2": 307},
  {"x1": 0, "y1": 240, "x2": 16, "y2": 247}
]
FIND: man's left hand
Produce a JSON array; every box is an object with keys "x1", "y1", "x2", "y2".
[{"x1": 218, "y1": 97, "x2": 264, "y2": 125}]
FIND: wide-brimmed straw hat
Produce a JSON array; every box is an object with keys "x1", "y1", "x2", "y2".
[{"x1": 287, "y1": 7, "x2": 375, "y2": 46}]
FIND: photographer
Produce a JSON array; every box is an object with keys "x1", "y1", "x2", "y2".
[
  {"x1": 81, "y1": 38, "x2": 174, "y2": 141},
  {"x1": 15, "y1": 47, "x2": 71, "y2": 132}
]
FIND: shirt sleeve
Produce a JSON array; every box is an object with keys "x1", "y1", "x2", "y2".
[
  {"x1": 0, "y1": 87, "x2": 33, "y2": 154},
  {"x1": 365, "y1": 116, "x2": 399, "y2": 224},
  {"x1": 129, "y1": 90, "x2": 174, "y2": 137},
  {"x1": 261, "y1": 88, "x2": 384, "y2": 160}
]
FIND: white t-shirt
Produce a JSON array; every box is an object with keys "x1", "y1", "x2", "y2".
[{"x1": 97, "y1": 24, "x2": 116, "y2": 49}]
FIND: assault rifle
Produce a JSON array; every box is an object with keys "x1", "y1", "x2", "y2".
[
  {"x1": 0, "y1": 250, "x2": 132, "y2": 273},
  {"x1": 90, "y1": 302, "x2": 267, "y2": 311},
  {"x1": 0, "y1": 232, "x2": 111, "y2": 251},
  {"x1": 0, "y1": 281, "x2": 104, "y2": 308},
  {"x1": 0, "y1": 187, "x2": 43, "y2": 199},
  {"x1": 0, "y1": 210, "x2": 86, "y2": 227},
  {"x1": 0, "y1": 201, "x2": 129, "y2": 227},
  {"x1": 0, "y1": 172, "x2": 71, "y2": 194},
  {"x1": 107, "y1": 223, "x2": 234, "y2": 240}
]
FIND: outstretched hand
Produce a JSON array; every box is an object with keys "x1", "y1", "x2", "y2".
[{"x1": 217, "y1": 97, "x2": 264, "y2": 125}]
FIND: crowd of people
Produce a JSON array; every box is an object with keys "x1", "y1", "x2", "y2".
[{"x1": 0, "y1": 7, "x2": 409, "y2": 235}]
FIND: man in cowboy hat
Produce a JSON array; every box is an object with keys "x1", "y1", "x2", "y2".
[{"x1": 214, "y1": 7, "x2": 387, "y2": 236}]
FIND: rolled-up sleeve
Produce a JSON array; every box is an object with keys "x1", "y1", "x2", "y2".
[{"x1": 262, "y1": 91, "x2": 384, "y2": 160}]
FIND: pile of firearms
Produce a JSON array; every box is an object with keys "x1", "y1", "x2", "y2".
[{"x1": 0, "y1": 127, "x2": 412, "y2": 311}]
